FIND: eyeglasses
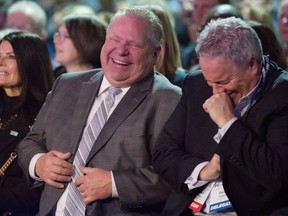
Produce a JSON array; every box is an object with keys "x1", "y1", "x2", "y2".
[{"x1": 53, "y1": 32, "x2": 71, "y2": 41}]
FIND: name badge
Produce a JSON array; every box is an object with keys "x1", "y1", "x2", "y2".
[{"x1": 10, "y1": 130, "x2": 19, "y2": 137}]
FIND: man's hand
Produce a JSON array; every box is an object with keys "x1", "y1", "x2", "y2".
[
  {"x1": 203, "y1": 92, "x2": 235, "y2": 128},
  {"x1": 35, "y1": 150, "x2": 74, "y2": 188},
  {"x1": 76, "y1": 166, "x2": 112, "y2": 204},
  {"x1": 199, "y1": 154, "x2": 221, "y2": 181}
]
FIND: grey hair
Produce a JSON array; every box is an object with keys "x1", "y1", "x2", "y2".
[
  {"x1": 8, "y1": 1, "x2": 47, "y2": 34},
  {"x1": 278, "y1": 0, "x2": 288, "y2": 18},
  {"x1": 108, "y1": 6, "x2": 163, "y2": 48},
  {"x1": 195, "y1": 17, "x2": 263, "y2": 71}
]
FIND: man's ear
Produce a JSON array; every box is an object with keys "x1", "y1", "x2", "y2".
[
  {"x1": 153, "y1": 45, "x2": 162, "y2": 63},
  {"x1": 249, "y1": 57, "x2": 259, "y2": 76}
]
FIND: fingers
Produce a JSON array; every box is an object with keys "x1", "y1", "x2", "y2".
[
  {"x1": 199, "y1": 154, "x2": 221, "y2": 181},
  {"x1": 36, "y1": 151, "x2": 74, "y2": 188},
  {"x1": 74, "y1": 167, "x2": 112, "y2": 204},
  {"x1": 52, "y1": 150, "x2": 72, "y2": 160}
]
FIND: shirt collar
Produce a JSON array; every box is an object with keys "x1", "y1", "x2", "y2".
[{"x1": 98, "y1": 76, "x2": 130, "y2": 96}]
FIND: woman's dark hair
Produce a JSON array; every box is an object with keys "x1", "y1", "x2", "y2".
[
  {"x1": 247, "y1": 20, "x2": 287, "y2": 69},
  {"x1": 0, "y1": 31, "x2": 53, "y2": 122},
  {"x1": 64, "y1": 14, "x2": 107, "y2": 68}
]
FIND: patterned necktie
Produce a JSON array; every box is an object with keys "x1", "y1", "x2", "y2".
[{"x1": 64, "y1": 86, "x2": 122, "y2": 216}]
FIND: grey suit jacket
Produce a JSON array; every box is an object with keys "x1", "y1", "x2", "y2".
[{"x1": 17, "y1": 68, "x2": 182, "y2": 215}]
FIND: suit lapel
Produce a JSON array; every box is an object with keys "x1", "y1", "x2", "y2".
[
  {"x1": 86, "y1": 73, "x2": 154, "y2": 163},
  {"x1": 68, "y1": 72, "x2": 104, "y2": 160}
]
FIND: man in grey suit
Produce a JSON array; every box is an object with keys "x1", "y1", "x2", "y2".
[{"x1": 17, "y1": 6, "x2": 181, "y2": 216}]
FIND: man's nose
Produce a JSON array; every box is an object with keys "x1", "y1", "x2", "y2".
[{"x1": 211, "y1": 83, "x2": 224, "y2": 94}]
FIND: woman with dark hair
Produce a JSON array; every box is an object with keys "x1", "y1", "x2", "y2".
[
  {"x1": 53, "y1": 14, "x2": 107, "y2": 78},
  {"x1": 0, "y1": 31, "x2": 53, "y2": 215}
]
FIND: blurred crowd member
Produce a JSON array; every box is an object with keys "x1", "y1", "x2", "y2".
[
  {"x1": 278, "y1": 0, "x2": 288, "y2": 66},
  {"x1": 51, "y1": 3, "x2": 96, "y2": 33},
  {"x1": 180, "y1": 0, "x2": 231, "y2": 70},
  {"x1": 187, "y1": 4, "x2": 243, "y2": 74},
  {"x1": 204, "y1": 3, "x2": 243, "y2": 24},
  {"x1": 173, "y1": 0, "x2": 193, "y2": 50},
  {"x1": 53, "y1": 14, "x2": 107, "y2": 78},
  {"x1": 248, "y1": 20, "x2": 287, "y2": 69},
  {"x1": 142, "y1": 4, "x2": 187, "y2": 87},
  {"x1": 97, "y1": 10, "x2": 114, "y2": 24},
  {"x1": 0, "y1": 0, "x2": 15, "y2": 30},
  {"x1": 190, "y1": 0, "x2": 231, "y2": 41},
  {"x1": 182, "y1": 0, "x2": 231, "y2": 43},
  {"x1": 237, "y1": 1, "x2": 273, "y2": 30},
  {"x1": 4, "y1": 1, "x2": 47, "y2": 39},
  {"x1": 47, "y1": 3, "x2": 96, "y2": 70},
  {"x1": 0, "y1": 31, "x2": 53, "y2": 215}
]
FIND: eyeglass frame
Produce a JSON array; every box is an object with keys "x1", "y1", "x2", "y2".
[{"x1": 53, "y1": 31, "x2": 71, "y2": 41}]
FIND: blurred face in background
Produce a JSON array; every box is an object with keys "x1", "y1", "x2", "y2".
[
  {"x1": 178, "y1": 0, "x2": 194, "y2": 24},
  {"x1": 53, "y1": 24, "x2": 80, "y2": 68},
  {"x1": 5, "y1": 11, "x2": 45, "y2": 39},
  {"x1": 279, "y1": 2, "x2": 288, "y2": 43},
  {"x1": 193, "y1": 0, "x2": 219, "y2": 28},
  {"x1": 0, "y1": 40, "x2": 21, "y2": 96}
]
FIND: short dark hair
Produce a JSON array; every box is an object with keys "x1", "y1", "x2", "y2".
[{"x1": 64, "y1": 14, "x2": 107, "y2": 68}]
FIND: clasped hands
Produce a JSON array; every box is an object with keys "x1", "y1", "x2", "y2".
[{"x1": 35, "y1": 150, "x2": 112, "y2": 204}]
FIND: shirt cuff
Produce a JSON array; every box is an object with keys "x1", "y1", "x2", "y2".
[
  {"x1": 29, "y1": 153, "x2": 45, "y2": 181},
  {"x1": 111, "y1": 171, "x2": 119, "y2": 198},
  {"x1": 214, "y1": 117, "x2": 237, "y2": 143},
  {"x1": 184, "y1": 161, "x2": 209, "y2": 190}
]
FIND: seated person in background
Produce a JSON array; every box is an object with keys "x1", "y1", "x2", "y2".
[
  {"x1": 278, "y1": 0, "x2": 288, "y2": 66},
  {"x1": 181, "y1": 0, "x2": 231, "y2": 70},
  {"x1": 17, "y1": 6, "x2": 181, "y2": 215},
  {"x1": 153, "y1": 17, "x2": 288, "y2": 216},
  {"x1": 247, "y1": 20, "x2": 287, "y2": 70},
  {"x1": 0, "y1": 31, "x2": 53, "y2": 215},
  {"x1": 188, "y1": 3, "x2": 244, "y2": 73},
  {"x1": 53, "y1": 14, "x2": 107, "y2": 79},
  {"x1": 4, "y1": 1, "x2": 47, "y2": 39},
  {"x1": 141, "y1": 4, "x2": 187, "y2": 87}
]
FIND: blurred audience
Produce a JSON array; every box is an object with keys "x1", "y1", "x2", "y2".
[
  {"x1": 237, "y1": 1, "x2": 273, "y2": 30},
  {"x1": 53, "y1": 14, "x2": 107, "y2": 78},
  {"x1": 248, "y1": 20, "x2": 287, "y2": 69},
  {"x1": 187, "y1": 4, "x2": 243, "y2": 73},
  {"x1": 278, "y1": 0, "x2": 288, "y2": 66},
  {"x1": 141, "y1": 4, "x2": 187, "y2": 87},
  {"x1": 180, "y1": 0, "x2": 231, "y2": 70},
  {"x1": 4, "y1": 1, "x2": 48, "y2": 39},
  {"x1": 0, "y1": 0, "x2": 15, "y2": 30},
  {"x1": 0, "y1": 31, "x2": 53, "y2": 215},
  {"x1": 51, "y1": 3, "x2": 96, "y2": 32},
  {"x1": 204, "y1": 3, "x2": 243, "y2": 24}
]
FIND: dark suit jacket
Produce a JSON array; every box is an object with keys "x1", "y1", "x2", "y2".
[
  {"x1": 17, "y1": 68, "x2": 181, "y2": 215},
  {"x1": 153, "y1": 62, "x2": 288, "y2": 216},
  {"x1": 0, "y1": 110, "x2": 42, "y2": 215}
]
